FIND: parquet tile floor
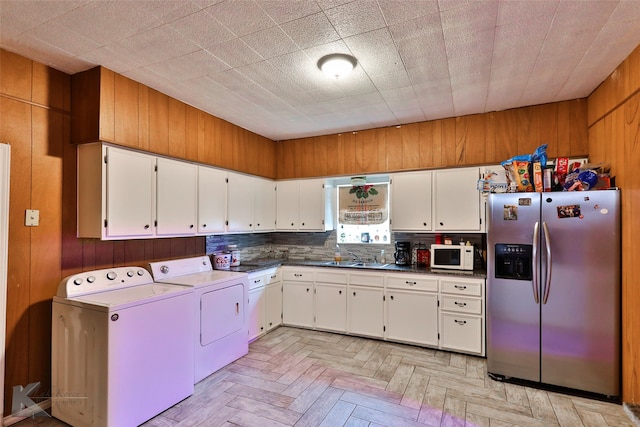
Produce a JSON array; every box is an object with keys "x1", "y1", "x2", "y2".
[{"x1": 14, "y1": 327, "x2": 634, "y2": 427}]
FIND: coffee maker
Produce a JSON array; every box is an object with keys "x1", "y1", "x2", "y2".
[{"x1": 394, "y1": 242, "x2": 411, "y2": 265}]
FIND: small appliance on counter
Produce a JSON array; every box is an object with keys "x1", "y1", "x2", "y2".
[
  {"x1": 430, "y1": 243, "x2": 474, "y2": 270},
  {"x1": 415, "y1": 243, "x2": 430, "y2": 266},
  {"x1": 394, "y1": 241, "x2": 411, "y2": 265}
]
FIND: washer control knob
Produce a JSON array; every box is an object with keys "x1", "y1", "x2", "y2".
[
  {"x1": 106, "y1": 271, "x2": 117, "y2": 281},
  {"x1": 73, "y1": 278, "x2": 83, "y2": 286},
  {"x1": 87, "y1": 276, "x2": 96, "y2": 283},
  {"x1": 137, "y1": 269, "x2": 145, "y2": 276},
  {"x1": 127, "y1": 270, "x2": 134, "y2": 277}
]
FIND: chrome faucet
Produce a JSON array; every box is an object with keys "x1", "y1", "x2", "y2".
[{"x1": 348, "y1": 251, "x2": 363, "y2": 263}]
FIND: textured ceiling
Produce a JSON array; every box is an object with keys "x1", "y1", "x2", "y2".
[{"x1": 2, "y1": 0, "x2": 640, "y2": 141}]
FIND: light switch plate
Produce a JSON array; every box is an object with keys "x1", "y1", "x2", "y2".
[{"x1": 25, "y1": 209, "x2": 39, "y2": 226}]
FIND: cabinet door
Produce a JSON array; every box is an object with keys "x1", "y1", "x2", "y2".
[
  {"x1": 105, "y1": 146, "x2": 156, "y2": 238},
  {"x1": 265, "y1": 282, "x2": 282, "y2": 331},
  {"x1": 197, "y1": 166, "x2": 227, "y2": 234},
  {"x1": 276, "y1": 180, "x2": 298, "y2": 230},
  {"x1": 433, "y1": 167, "x2": 481, "y2": 231},
  {"x1": 227, "y1": 172, "x2": 254, "y2": 232},
  {"x1": 298, "y1": 179, "x2": 325, "y2": 230},
  {"x1": 156, "y1": 157, "x2": 197, "y2": 236},
  {"x1": 254, "y1": 177, "x2": 276, "y2": 231},
  {"x1": 386, "y1": 290, "x2": 438, "y2": 346},
  {"x1": 248, "y1": 286, "x2": 266, "y2": 341},
  {"x1": 314, "y1": 283, "x2": 347, "y2": 332},
  {"x1": 282, "y1": 282, "x2": 314, "y2": 328},
  {"x1": 390, "y1": 171, "x2": 432, "y2": 231},
  {"x1": 347, "y1": 286, "x2": 384, "y2": 338}
]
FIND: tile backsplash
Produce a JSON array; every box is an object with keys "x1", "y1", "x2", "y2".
[{"x1": 206, "y1": 231, "x2": 485, "y2": 266}]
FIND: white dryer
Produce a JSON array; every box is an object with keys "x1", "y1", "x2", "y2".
[
  {"x1": 149, "y1": 256, "x2": 249, "y2": 383},
  {"x1": 52, "y1": 267, "x2": 194, "y2": 427}
]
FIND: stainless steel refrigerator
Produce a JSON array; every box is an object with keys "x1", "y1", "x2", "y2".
[{"x1": 486, "y1": 190, "x2": 620, "y2": 397}]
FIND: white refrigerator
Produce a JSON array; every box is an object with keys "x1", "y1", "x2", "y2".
[{"x1": 486, "y1": 189, "x2": 621, "y2": 397}]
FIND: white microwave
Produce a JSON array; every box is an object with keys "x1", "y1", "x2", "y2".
[{"x1": 430, "y1": 244, "x2": 474, "y2": 271}]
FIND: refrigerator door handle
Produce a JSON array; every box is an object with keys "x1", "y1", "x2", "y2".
[
  {"x1": 532, "y1": 221, "x2": 540, "y2": 304},
  {"x1": 542, "y1": 221, "x2": 552, "y2": 304}
]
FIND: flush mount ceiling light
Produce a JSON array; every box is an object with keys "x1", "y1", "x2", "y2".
[{"x1": 317, "y1": 53, "x2": 357, "y2": 79}]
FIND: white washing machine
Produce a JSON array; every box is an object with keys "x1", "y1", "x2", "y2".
[
  {"x1": 52, "y1": 266, "x2": 194, "y2": 427},
  {"x1": 149, "y1": 256, "x2": 249, "y2": 383}
]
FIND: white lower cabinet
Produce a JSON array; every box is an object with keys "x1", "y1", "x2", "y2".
[
  {"x1": 248, "y1": 268, "x2": 281, "y2": 341},
  {"x1": 314, "y1": 270, "x2": 347, "y2": 332},
  {"x1": 347, "y1": 273, "x2": 384, "y2": 338},
  {"x1": 438, "y1": 277, "x2": 485, "y2": 356},
  {"x1": 385, "y1": 274, "x2": 439, "y2": 346},
  {"x1": 264, "y1": 270, "x2": 282, "y2": 332},
  {"x1": 282, "y1": 268, "x2": 315, "y2": 328},
  {"x1": 277, "y1": 266, "x2": 485, "y2": 356}
]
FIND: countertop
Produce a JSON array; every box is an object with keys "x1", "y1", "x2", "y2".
[{"x1": 225, "y1": 258, "x2": 486, "y2": 278}]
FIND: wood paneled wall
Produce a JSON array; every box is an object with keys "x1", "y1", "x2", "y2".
[
  {"x1": 71, "y1": 67, "x2": 277, "y2": 179},
  {"x1": 0, "y1": 49, "x2": 205, "y2": 416},
  {"x1": 276, "y1": 100, "x2": 588, "y2": 179},
  {"x1": 587, "y1": 43, "x2": 640, "y2": 405}
]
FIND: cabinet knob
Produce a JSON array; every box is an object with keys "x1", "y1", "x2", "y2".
[
  {"x1": 353, "y1": 291, "x2": 356, "y2": 296},
  {"x1": 257, "y1": 223, "x2": 260, "y2": 226},
  {"x1": 306, "y1": 288, "x2": 310, "y2": 292},
  {"x1": 440, "y1": 222, "x2": 444, "y2": 226},
  {"x1": 202, "y1": 224, "x2": 207, "y2": 228},
  {"x1": 302, "y1": 222, "x2": 305, "y2": 226},
  {"x1": 423, "y1": 222, "x2": 427, "y2": 226},
  {"x1": 390, "y1": 295, "x2": 394, "y2": 300},
  {"x1": 144, "y1": 224, "x2": 150, "y2": 229},
  {"x1": 339, "y1": 290, "x2": 342, "y2": 295},
  {"x1": 291, "y1": 222, "x2": 294, "y2": 226},
  {"x1": 249, "y1": 223, "x2": 252, "y2": 227},
  {"x1": 189, "y1": 224, "x2": 194, "y2": 229}
]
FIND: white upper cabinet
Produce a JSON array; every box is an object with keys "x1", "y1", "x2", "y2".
[
  {"x1": 390, "y1": 171, "x2": 432, "y2": 231},
  {"x1": 227, "y1": 171, "x2": 255, "y2": 233},
  {"x1": 156, "y1": 157, "x2": 197, "y2": 236},
  {"x1": 78, "y1": 144, "x2": 156, "y2": 239},
  {"x1": 433, "y1": 167, "x2": 481, "y2": 231},
  {"x1": 276, "y1": 179, "x2": 331, "y2": 231},
  {"x1": 197, "y1": 166, "x2": 227, "y2": 234},
  {"x1": 253, "y1": 177, "x2": 276, "y2": 232}
]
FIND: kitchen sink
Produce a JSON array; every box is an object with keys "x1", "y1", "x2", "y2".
[{"x1": 322, "y1": 261, "x2": 389, "y2": 269}]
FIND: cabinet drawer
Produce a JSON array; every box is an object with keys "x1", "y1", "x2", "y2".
[
  {"x1": 349, "y1": 273, "x2": 384, "y2": 287},
  {"x1": 283, "y1": 269, "x2": 314, "y2": 282},
  {"x1": 386, "y1": 275, "x2": 437, "y2": 292},
  {"x1": 440, "y1": 279, "x2": 483, "y2": 297},
  {"x1": 440, "y1": 313, "x2": 483, "y2": 355},
  {"x1": 248, "y1": 274, "x2": 265, "y2": 290},
  {"x1": 316, "y1": 270, "x2": 348, "y2": 285},
  {"x1": 440, "y1": 295, "x2": 482, "y2": 315},
  {"x1": 263, "y1": 268, "x2": 281, "y2": 285}
]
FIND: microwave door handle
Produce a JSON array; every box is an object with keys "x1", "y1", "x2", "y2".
[
  {"x1": 542, "y1": 221, "x2": 552, "y2": 304},
  {"x1": 532, "y1": 221, "x2": 540, "y2": 304}
]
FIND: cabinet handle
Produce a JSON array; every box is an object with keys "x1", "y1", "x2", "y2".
[
  {"x1": 270, "y1": 275, "x2": 277, "y2": 279},
  {"x1": 294, "y1": 273, "x2": 302, "y2": 277},
  {"x1": 405, "y1": 281, "x2": 416, "y2": 286},
  {"x1": 454, "y1": 301, "x2": 467, "y2": 307},
  {"x1": 454, "y1": 319, "x2": 467, "y2": 325},
  {"x1": 144, "y1": 224, "x2": 150, "y2": 229},
  {"x1": 254, "y1": 279, "x2": 261, "y2": 284},
  {"x1": 454, "y1": 285, "x2": 467, "y2": 290}
]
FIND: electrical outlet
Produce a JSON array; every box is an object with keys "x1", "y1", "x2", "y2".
[{"x1": 25, "y1": 209, "x2": 39, "y2": 226}]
